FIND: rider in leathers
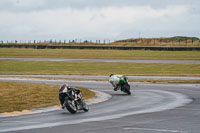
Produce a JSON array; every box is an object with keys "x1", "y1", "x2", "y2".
[
  {"x1": 59, "y1": 83, "x2": 82, "y2": 109},
  {"x1": 109, "y1": 74, "x2": 128, "y2": 91}
]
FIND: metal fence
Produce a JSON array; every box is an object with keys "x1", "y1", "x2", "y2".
[
  {"x1": 0, "y1": 38, "x2": 200, "y2": 46},
  {"x1": 0, "y1": 39, "x2": 112, "y2": 44}
]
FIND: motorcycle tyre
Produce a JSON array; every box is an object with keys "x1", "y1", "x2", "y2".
[
  {"x1": 126, "y1": 90, "x2": 131, "y2": 95},
  {"x1": 121, "y1": 83, "x2": 131, "y2": 95},
  {"x1": 65, "y1": 99, "x2": 77, "y2": 114},
  {"x1": 82, "y1": 101, "x2": 89, "y2": 112}
]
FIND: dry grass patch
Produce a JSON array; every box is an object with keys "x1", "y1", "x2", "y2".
[
  {"x1": 0, "y1": 81, "x2": 95, "y2": 113},
  {"x1": 1, "y1": 48, "x2": 200, "y2": 60},
  {"x1": 1, "y1": 61, "x2": 200, "y2": 76}
]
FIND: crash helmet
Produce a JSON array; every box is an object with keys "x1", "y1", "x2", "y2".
[
  {"x1": 59, "y1": 83, "x2": 69, "y2": 93},
  {"x1": 63, "y1": 83, "x2": 69, "y2": 88}
]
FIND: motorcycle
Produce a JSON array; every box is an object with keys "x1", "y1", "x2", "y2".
[
  {"x1": 59, "y1": 86, "x2": 89, "y2": 114},
  {"x1": 109, "y1": 75, "x2": 131, "y2": 95},
  {"x1": 121, "y1": 81, "x2": 131, "y2": 95}
]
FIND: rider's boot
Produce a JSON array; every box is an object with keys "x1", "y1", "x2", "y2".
[{"x1": 61, "y1": 104, "x2": 65, "y2": 109}]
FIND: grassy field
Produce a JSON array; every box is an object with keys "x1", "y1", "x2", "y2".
[
  {"x1": 0, "y1": 81, "x2": 95, "y2": 113},
  {"x1": 1, "y1": 60, "x2": 200, "y2": 76},
  {"x1": 114, "y1": 36, "x2": 200, "y2": 47},
  {"x1": 0, "y1": 48, "x2": 200, "y2": 60},
  {"x1": 0, "y1": 48, "x2": 199, "y2": 113}
]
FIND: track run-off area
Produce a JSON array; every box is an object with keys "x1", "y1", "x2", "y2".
[
  {"x1": 1, "y1": 57, "x2": 200, "y2": 64},
  {"x1": 0, "y1": 77, "x2": 200, "y2": 133},
  {"x1": 0, "y1": 58, "x2": 200, "y2": 133}
]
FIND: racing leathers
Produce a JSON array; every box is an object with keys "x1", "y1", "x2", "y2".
[
  {"x1": 59, "y1": 84, "x2": 82, "y2": 109},
  {"x1": 109, "y1": 74, "x2": 127, "y2": 91}
]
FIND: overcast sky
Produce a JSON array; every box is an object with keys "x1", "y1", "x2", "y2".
[{"x1": 0, "y1": 0, "x2": 199, "y2": 41}]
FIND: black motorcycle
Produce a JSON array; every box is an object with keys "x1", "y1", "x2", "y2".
[{"x1": 59, "y1": 86, "x2": 89, "y2": 114}]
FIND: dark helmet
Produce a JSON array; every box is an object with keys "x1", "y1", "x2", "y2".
[{"x1": 109, "y1": 74, "x2": 114, "y2": 77}]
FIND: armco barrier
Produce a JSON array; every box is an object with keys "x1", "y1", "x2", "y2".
[{"x1": 0, "y1": 44, "x2": 200, "y2": 51}]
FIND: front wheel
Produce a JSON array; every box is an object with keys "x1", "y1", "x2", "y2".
[
  {"x1": 65, "y1": 99, "x2": 77, "y2": 114},
  {"x1": 82, "y1": 101, "x2": 89, "y2": 112},
  {"x1": 126, "y1": 90, "x2": 131, "y2": 95},
  {"x1": 121, "y1": 83, "x2": 131, "y2": 95}
]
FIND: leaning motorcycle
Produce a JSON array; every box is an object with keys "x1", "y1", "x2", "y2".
[
  {"x1": 121, "y1": 81, "x2": 131, "y2": 95},
  {"x1": 59, "y1": 87, "x2": 89, "y2": 114},
  {"x1": 109, "y1": 76, "x2": 131, "y2": 95}
]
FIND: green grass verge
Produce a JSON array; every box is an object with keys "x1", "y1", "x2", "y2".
[
  {"x1": 0, "y1": 81, "x2": 95, "y2": 113},
  {"x1": 0, "y1": 48, "x2": 200, "y2": 60},
  {"x1": 0, "y1": 61, "x2": 200, "y2": 76}
]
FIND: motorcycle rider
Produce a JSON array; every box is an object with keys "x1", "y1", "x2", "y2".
[
  {"x1": 109, "y1": 74, "x2": 128, "y2": 91},
  {"x1": 59, "y1": 83, "x2": 82, "y2": 109}
]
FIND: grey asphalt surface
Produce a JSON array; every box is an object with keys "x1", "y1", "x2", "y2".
[
  {"x1": 1, "y1": 75, "x2": 200, "y2": 80},
  {"x1": 0, "y1": 78, "x2": 200, "y2": 133},
  {"x1": 1, "y1": 57, "x2": 200, "y2": 64}
]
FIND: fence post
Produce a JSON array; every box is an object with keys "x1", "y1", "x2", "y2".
[{"x1": 185, "y1": 38, "x2": 187, "y2": 45}]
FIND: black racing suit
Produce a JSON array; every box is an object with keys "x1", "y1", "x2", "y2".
[{"x1": 59, "y1": 86, "x2": 81, "y2": 107}]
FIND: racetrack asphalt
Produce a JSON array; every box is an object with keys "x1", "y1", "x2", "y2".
[
  {"x1": 0, "y1": 57, "x2": 200, "y2": 133},
  {"x1": 1, "y1": 75, "x2": 200, "y2": 80},
  {"x1": 0, "y1": 78, "x2": 200, "y2": 133}
]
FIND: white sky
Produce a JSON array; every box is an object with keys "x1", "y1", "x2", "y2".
[{"x1": 0, "y1": 0, "x2": 199, "y2": 41}]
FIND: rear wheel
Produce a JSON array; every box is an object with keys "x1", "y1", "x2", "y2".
[{"x1": 65, "y1": 99, "x2": 77, "y2": 114}]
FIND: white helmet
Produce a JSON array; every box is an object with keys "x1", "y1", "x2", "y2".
[
  {"x1": 63, "y1": 83, "x2": 69, "y2": 88},
  {"x1": 60, "y1": 83, "x2": 69, "y2": 93}
]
